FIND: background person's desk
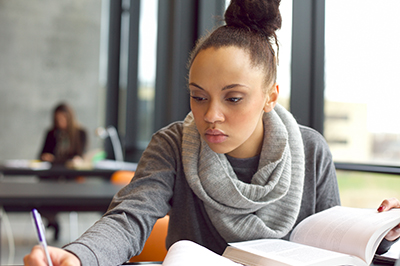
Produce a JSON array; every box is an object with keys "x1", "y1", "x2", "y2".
[
  {"x1": 0, "y1": 160, "x2": 137, "y2": 180},
  {"x1": 0, "y1": 165, "x2": 116, "y2": 179}
]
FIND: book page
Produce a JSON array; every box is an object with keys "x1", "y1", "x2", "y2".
[
  {"x1": 162, "y1": 240, "x2": 241, "y2": 266},
  {"x1": 224, "y1": 239, "x2": 366, "y2": 266},
  {"x1": 290, "y1": 206, "x2": 400, "y2": 265}
]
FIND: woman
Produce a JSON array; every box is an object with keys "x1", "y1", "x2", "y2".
[
  {"x1": 24, "y1": 1, "x2": 400, "y2": 265},
  {"x1": 39, "y1": 102, "x2": 87, "y2": 165},
  {"x1": 37, "y1": 102, "x2": 88, "y2": 240}
]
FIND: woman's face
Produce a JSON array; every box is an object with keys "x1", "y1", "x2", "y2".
[
  {"x1": 55, "y1": 111, "x2": 68, "y2": 130},
  {"x1": 188, "y1": 46, "x2": 278, "y2": 158}
]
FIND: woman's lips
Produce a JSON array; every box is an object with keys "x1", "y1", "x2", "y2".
[{"x1": 205, "y1": 129, "x2": 228, "y2": 144}]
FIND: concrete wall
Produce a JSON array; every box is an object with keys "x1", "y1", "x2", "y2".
[{"x1": 0, "y1": 0, "x2": 105, "y2": 161}]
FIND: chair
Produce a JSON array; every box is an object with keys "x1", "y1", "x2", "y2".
[
  {"x1": 129, "y1": 215, "x2": 170, "y2": 262},
  {"x1": 110, "y1": 170, "x2": 135, "y2": 185}
]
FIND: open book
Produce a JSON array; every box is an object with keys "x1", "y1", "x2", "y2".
[{"x1": 161, "y1": 206, "x2": 400, "y2": 266}]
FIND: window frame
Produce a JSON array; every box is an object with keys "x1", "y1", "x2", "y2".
[{"x1": 290, "y1": 0, "x2": 400, "y2": 175}]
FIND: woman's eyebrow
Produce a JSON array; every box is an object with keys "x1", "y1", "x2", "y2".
[
  {"x1": 189, "y1": 82, "x2": 249, "y2": 91},
  {"x1": 221, "y1": 84, "x2": 249, "y2": 91},
  {"x1": 188, "y1": 82, "x2": 203, "y2": 90}
]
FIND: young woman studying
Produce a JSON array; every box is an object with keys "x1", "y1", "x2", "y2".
[{"x1": 24, "y1": 1, "x2": 400, "y2": 265}]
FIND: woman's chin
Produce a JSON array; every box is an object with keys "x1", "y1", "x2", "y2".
[{"x1": 205, "y1": 142, "x2": 232, "y2": 155}]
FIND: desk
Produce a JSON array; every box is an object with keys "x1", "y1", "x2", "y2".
[
  {"x1": 1, "y1": 164, "x2": 115, "y2": 180},
  {"x1": 0, "y1": 164, "x2": 116, "y2": 179},
  {"x1": 0, "y1": 181, "x2": 124, "y2": 213},
  {"x1": 0, "y1": 180, "x2": 124, "y2": 260},
  {"x1": 0, "y1": 160, "x2": 137, "y2": 180}
]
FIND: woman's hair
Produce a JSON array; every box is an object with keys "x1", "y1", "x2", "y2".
[
  {"x1": 52, "y1": 102, "x2": 84, "y2": 156},
  {"x1": 52, "y1": 102, "x2": 78, "y2": 130},
  {"x1": 189, "y1": 0, "x2": 281, "y2": 91}
]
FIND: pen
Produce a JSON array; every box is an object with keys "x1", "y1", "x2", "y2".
[{"x1": 31, "y1": 209, "x2": 53, "y2": 266}]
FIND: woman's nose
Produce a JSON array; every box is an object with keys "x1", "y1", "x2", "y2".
[{"x1": 204, "y1": 101, "x2": 224, "y2": 124}]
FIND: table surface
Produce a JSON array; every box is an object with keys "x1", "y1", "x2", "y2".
[
  {"x1": 0, "y1": 159, "x2": 137, "y2": 179},
  {"x1": 0, "y1": 164, "x2": 115, "y2": 179},
  {"x1": 0, "y1": 178, "x2": 125, "y2": 262},
  {"x1": 0, "y1": 181, "x2": 124, "y2": 213}
]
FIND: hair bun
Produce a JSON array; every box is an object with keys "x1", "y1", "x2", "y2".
[{"x1": 225, "y1": 0, "x2": 282, "y2": 38}]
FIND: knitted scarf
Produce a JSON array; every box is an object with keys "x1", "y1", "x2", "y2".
[{"x1": 182, "y1": 104, "x2": 305, "y2": 243}]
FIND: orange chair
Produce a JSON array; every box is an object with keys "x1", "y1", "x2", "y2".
[
  {"x1": 110, "y1": 170, "x2": 135, "y2": 185},
  {"x1": 129, "y1": 215, "x2": 170, "y2": 262}
]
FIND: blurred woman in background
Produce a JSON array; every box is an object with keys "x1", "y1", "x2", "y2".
[
  {"x1": 38, "y1": 102, "x2": 87, "y2": 240},
  {"x1": 39, "y1": 102, "x2": 87, "y2": 165}
]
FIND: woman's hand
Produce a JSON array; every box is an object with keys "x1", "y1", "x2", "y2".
[
  {"x1": 378, "y1": 197, "x2": 400, "y2": 241},
  {"x1": 40, "y1": 153, "x2": 55, "y2": 162},
  {"x1": 24, "y1": 245, "x2": 80, "y2": 266}
]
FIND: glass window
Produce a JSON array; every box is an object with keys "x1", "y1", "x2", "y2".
[
  {"x1": 137, "y1": 0, "x2": 158, "y2": 148},
  {"x1": 118, "y1": 0, "x2": 158, "y2": 151},
  {"x1": 276, "y1": 0, "x2": 292, "y2": 110},
  {"x1": 325, "y1": 0, "x2": 400, "y2": 166},
  {"x1": 338, "y1": 170, "x2": 400, "y2": 208},
  {"x1": 325, "y1": 1, "x2": 400, "y2": 209}
]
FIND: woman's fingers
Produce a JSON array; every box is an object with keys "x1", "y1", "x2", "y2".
[
  {"x1": 24, "y1": 246, "x2": 81, "y2": 266},
  {"x1": 23, "y1": 245, "x2": 47, "y2": 266},
  {"x1": 377, "y1": 198, "x2": 400, "y2": 241},
  {"x1": 377, "y1": 197, "x2": 400, "y2": 212},
  {"x1": 385, "y1": 224, "x2": 400, "y2": 241}
]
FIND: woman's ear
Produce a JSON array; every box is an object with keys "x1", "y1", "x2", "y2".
[{"x1": 263, "y1": 84, "x2": 279, "y2": 113}]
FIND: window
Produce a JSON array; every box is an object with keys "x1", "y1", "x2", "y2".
[
  {"x1": 325, "y1": 0, "x2": 400, "y2": 166},
  {"x1": 275, "y1": 0, "x2": 292, "y2": 110},
  {"x1": 136, "y1": 0, "x2": 158, "y2": 147},
  {"x1": 325, "y1": 1, "x2": 400, "y2": 207},
  {"x1": 337, "y1": 170, "x2": 400, "y2": 208}
]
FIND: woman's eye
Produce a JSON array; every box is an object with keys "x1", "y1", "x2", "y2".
[
  {"x1": 191, "y1": 96, "x2": 207, "y2": 102},
  {"x1": 226, "y1": 97, "x2": 242, "y2": 103}
]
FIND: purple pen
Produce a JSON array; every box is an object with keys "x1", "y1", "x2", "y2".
[{"x1": 32, "y1": 209, "x2": 53, "y2": 266}]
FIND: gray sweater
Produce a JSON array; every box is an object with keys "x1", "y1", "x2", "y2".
[{"x1": 64, "y1": 122, "x2": 340, "y2": 266}]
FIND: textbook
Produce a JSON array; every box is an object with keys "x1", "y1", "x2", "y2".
[{"x1": 161, "y1": 206, "x2": 400, "y2": 266}]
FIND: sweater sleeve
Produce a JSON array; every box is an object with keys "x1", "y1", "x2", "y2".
[
  {"x1": 301, "y1": 125, "x2": 341, "y2": 212},
  {"x1": 311, "y1": 133, "x2": 341, "y2": 212},
  {"x1": 64, "y1": 123, "x2": 183, "y2": 266}
]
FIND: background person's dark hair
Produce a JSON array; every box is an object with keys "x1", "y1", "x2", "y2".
[{"x1": 188, "y1": 0, "x2": 281, "y2": 91}]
